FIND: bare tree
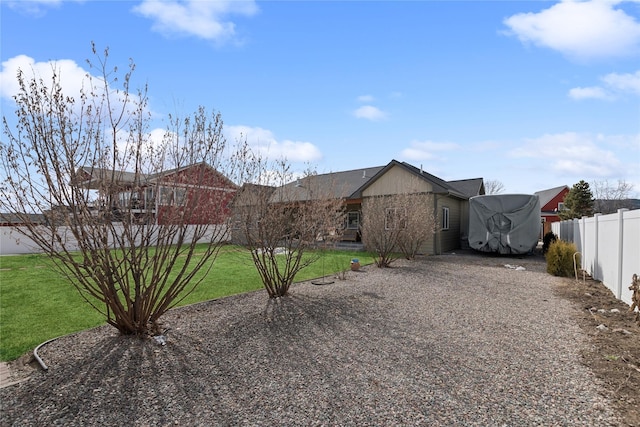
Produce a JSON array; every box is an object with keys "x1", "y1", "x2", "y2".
[
  {"x1": 232, "y1": 159, "x2": 345, "y2": 298},
  {"x1": 0, "y1": 45, "x2": 242, "y2": 336},
  {"x1": 396, "y1": 193, "x2": 436, "y2": 260},
  {"x1": 591, "y1": 179, "x2": 636, "y2": 214},
  {"x1": 484, "y1": 179, "x2": 505, "y2": 195}
]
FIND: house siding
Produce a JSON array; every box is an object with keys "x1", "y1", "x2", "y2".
[
  {"x1": 411, "y1": 196, "x2": 462, "y2": 255},
  {"x1": 417, "y1": 233, "x2": 437, "y2": 256},
  {"x1": 156, "y1": 164, "x2": 237, "y2": 225},
  {"x1": 459, "y1": 201, "x2": 470, "y2": 245},
  {"x1": 435, "y1": 196, "x2": 462, "y2": 254},
  {"x1": 362, "y1": 165, "x2": 433, "y2": 197}
]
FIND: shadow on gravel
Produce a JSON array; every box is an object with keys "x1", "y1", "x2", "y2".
[{"x1": 13, "y1": 335, "x2": 167, "y2": 424}]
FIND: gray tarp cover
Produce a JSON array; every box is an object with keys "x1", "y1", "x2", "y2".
[{"x1": 468, "y1": 194, "x2": 541, "y2": 255}]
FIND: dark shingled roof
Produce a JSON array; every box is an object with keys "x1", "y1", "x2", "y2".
[
  {"x1": 269, "y1": 160, "x2": 483, "y2": 203},
  {"x1": 268, "y1": 166, "x2": 385, "y2": 203},
  {"x1": 448, "y1": 178, "x2": 485, "y2": 199}
]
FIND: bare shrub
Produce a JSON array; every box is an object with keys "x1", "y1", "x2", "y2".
[
  {"x1": 396, "y1": 193, "x2": 436, "y2": 260},
  {"x1": 360, "y1": 195, "x2": 405, "y2": 268},
  {"x1": 0, "y1": 45, "x2": 243, "y2": 336},
  {"x1": 232, "y1": 160, "x2": 345, "y2": 298},
  {"x1": 361, "y1": 187, "x2": 436, "y2": 267},
  {"x1": 630, "y1": 274, "x2": 639, "y2": 326}
]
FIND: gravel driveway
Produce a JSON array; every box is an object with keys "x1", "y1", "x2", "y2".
[{"x1": 0, "y1": 252, "x2": 622, "y2": 426}]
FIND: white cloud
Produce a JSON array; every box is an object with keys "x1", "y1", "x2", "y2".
[
  {"x1": 509, "y1": 132, "x2": 629, "y2": 177},
  {"x1": 568, "y1": 86, "x2": 613, "y2": 100},
  {"x1": 353, "y1": 105, "x2": 387, "y2": 121},
  {"x1": 569, "y1": 69, "x2": 640, "y2": 99},
  {"x1": 133, "y1": 0, "x2": 258, "y2": 42},
  {"x1": 0, "y1": 55, "x2": 90, "y2": 101},
  {"x1": 503, "y1": 0, "x2": 640, "y2": 60},
  {"x1": 399, "y1": 140, "x2": 460, "y2": 162},
  {"x1": 225, "y1": 125, "x2": 322, "y2": 163},
  {"x1": 602, "y1": 70, "x2": 640, "y2": 95}
]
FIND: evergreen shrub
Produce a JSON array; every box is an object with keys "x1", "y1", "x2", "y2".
[{"x1": 546, "y1": 240, "x2": 579, "y2": 277}]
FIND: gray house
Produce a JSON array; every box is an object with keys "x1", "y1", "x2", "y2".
[
  {"x1": 231, "y1": 160, "x2": 484, "y2": 255},
  {"x1": 357, "y1": 160, "x2": 484, "y2": 254}
]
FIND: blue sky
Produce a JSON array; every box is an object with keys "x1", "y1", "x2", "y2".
[{"x1": 1, "y1": 0, "x2": 639, "y2": 196}]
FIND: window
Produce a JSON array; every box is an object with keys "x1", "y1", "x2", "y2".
[
  {"x1": 145, "y1": 188, "x2": 155, "y2": 205},
  {"x1": 385, "y1": 208, "x2": 394, "y2": 230},
  {"x1": 175, "y1": 188, "x2": 186, "y2": 205},
  {"x1": 118, "y1": 192, "x2": 131, "y2": 207},
  {"x1": 442, "y1": 207, "x2": 450, "y2": 230},
  {"x1": 557, "y1": 202, "x2": 565, "y2": 211},
  {"x1": 385, "y1": 207, "x2": 407, "y2": 230},
  {"x1": 158, "y1": 187, "x2": 187, "y2": 206},
  {"x1": 346, "y1": 211, "x2": 360, "y2": 229}
]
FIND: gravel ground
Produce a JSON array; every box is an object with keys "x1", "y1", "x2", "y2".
[{"x1": 0, "y1": 252, "x2": 622, "y2": 426}]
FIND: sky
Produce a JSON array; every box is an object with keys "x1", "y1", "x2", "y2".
[{"x1": 1, "y1": 0, "x2": 639, "y2": 197}]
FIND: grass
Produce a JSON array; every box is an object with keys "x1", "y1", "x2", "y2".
[{"x1": 0, "y1": 245, "x2": 371, "y2": 361}]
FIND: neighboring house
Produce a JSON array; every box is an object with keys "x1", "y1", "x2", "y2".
[
  {"x1": 238, "y1": 160, "x2": 484, "y2": 255},
  {"x1": 0, "y1": 213, "x2": 47, "y2": 226},
  {"x1": 535, "y1": 185, "x2": 569, "y2": 236},
  {"x1": 229, "y1": 183, "x2": 277, "y2": 244},
  {"x1": 73, "y1": 162, "x2": 237, "y2": 225}
]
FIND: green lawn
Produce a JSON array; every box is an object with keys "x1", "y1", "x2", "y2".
[{"x1": 0, "y1": 245, "x2": 371, "y2": 361}]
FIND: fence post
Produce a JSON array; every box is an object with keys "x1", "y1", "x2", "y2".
[
  {"x1": 580, "y1": 216, "x2": 587, "y2": 272},
  {"x1": 616, "y1": 209, "x2": 628, "y2": 300},
  {"x1": 593, "y1": 213, "x2": 601, "y2": 280}
]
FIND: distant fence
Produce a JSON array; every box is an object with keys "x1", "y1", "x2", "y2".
[
  {"x1": 552, "y1": 209, "x2": 639, "y2": 306},
  {"x1": 0, "y1": 224, "x2": 230, "y2": 256}
]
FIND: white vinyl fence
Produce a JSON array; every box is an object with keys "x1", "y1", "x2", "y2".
[
  {"x1": 552, "y1": 209, "x2": 639, "y2": 307},
  {"x1": 0, "y1": 224, "x2": 230, "y2": 256}
]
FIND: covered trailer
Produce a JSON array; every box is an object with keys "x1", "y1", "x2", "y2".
[{"x1": 468, "y1": 194, "x2": 541, "y2": 255}]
